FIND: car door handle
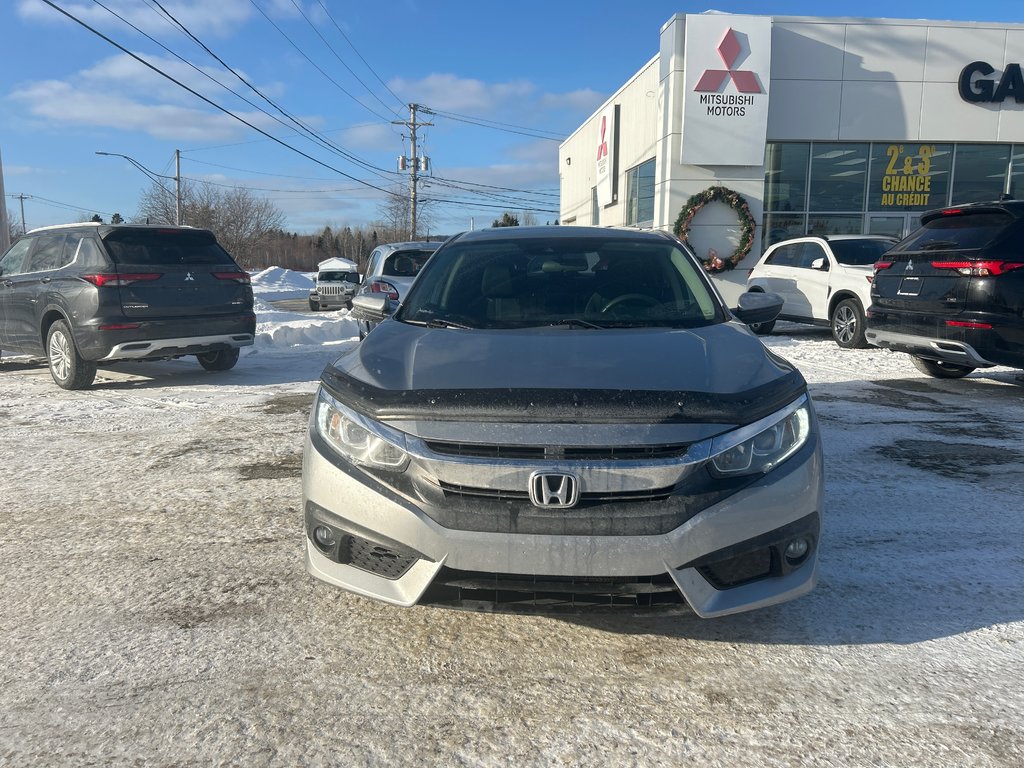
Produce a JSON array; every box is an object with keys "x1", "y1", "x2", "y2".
[
  {"x1": 2, "y1": 279, "x2": 12, "y2": 288},
  {"x1": 40, "y1": 277, "x2": 52, "y2": 284}
]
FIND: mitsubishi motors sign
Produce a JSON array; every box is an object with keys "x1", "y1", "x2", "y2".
[
  {"x1": 594, "y1": 104, "x2": 618, "y2": 207},
  {"x1": 682, "y1": 15, "x2": 772, "y2": 166}
]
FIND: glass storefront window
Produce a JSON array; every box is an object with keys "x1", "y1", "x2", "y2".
[
  {"x1": 1009, "y1": 146, "x2": 1024, "y2": 199},
  {"x1": 809, "y1": 144, "x2": 868, "y2": 212},
  {"x1": 762, "y1": 213, "x2": 806, "y2": 246},
  {"x1": 951, "y1": 144, "x2": 1010, "y2": 204},
  {"x1": 765, "y1": 143, "x2": 809, "y2": 212},
  {"x1": 867, "y1": 143, "x2": 951, "y2": 211},
  {"x1": 807, "y1": 214, "x2": 862, "y2": 236},
  {"x1": 625, "y1": 158, "x2": 655, "y2": 227}
]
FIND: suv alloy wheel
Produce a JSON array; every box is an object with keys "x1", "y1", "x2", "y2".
[
  {"x1": 47, "y1": 320, "x2": 97, "y2": 390},
  {"x1": 830, "y1": 298, "x2": 867, "y2": 349}
]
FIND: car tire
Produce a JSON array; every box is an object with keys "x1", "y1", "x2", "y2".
[
  {"x1": 309, "y1": 299, "x2": 319, "y2": 311},
  {"x1": 47, "y1": 320, "x2": 97, "y2": 390},
  {"x1": 748, "y1": 319, "x2": 776, "y2": 335},
  {"x1": 197, "y1": 348, "x2": 240, "y2": 372},
  {"x1": 911, "y1": 355, "x2": 976, "y2": 379},
  {"x1": 831, "y1": 298, "x2": 868, "y2": 349}
]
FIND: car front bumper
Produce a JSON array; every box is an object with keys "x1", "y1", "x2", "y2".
[{"x1": 302, "y1": 430, "x2": 824, "y2": 618}]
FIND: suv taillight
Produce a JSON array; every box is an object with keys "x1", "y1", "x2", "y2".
[
  {"x1": 930, "y1": 261, "x2": 1024, "y2": 276},
  {"x1": 873, "y1": 261, "x2": 894, "y2": 273},
  {"x1": 81, "y1": 273, "x2": 161, "y2": 287},
  {"x1": 371, "y1": 281, "x2": 400, "y2": 301},
  {"x1": 213, "y1": 271, "x2": 251, "y2": 284}
]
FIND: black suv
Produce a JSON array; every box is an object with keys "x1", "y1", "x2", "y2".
[
  {"x1": 866, "y1": 201, "x2": 1024, "y2": 378},
  {"x1": 0, "y1": 223, "x2": 255, "y2": 389}
]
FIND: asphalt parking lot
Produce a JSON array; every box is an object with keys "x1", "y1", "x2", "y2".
[{"x1": 1, "y1": 329, "x2": 1022, "y2": 766}]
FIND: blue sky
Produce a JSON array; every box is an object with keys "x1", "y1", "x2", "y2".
[{"x1": 3, "y1": 0, "x2": 1024, "y2": 236}]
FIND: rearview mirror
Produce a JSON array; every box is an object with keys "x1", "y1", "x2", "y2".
[
  {"x1": 810, "y1": 257, "x2": 828, "y2": 271},
  {"x1": 733, "y1": 291, "x2": 783, "y2": 326}
]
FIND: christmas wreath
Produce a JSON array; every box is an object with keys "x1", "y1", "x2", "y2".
[{"x1": 673, "y1": 185, "x2": 756, "y2": 273}]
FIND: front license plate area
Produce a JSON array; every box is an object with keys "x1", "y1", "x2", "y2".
[{"x1": 897, "y1": 277, "x2": 921, "y2": 296}]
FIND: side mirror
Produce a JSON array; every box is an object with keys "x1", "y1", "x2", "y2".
[
  {"x1": 733, "y1": 291, "x2": 783, "y2": 326},
  {"x1": 351, "y1": 293, "x2": 393, "y2": 321},
  {"x1": 810, "y1": 257, "x2": 828, "y2": 271}
]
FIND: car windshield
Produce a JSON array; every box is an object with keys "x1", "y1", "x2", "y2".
[
  {"x1": 893, "y1": 211, "x2": 1016, "y2": 252},
  {"x1": 828, "y1": 239, "x2": 896, "y2": 265},
  {"x1": 397, "y1": 235, "x2": 723, "y2": 329},
  {"x1": 382, "y1": 250, "x2": 434, "y2": 277},
  {"x1": 102, "y1": 229, "x2": 233, "y2": 265},
  {"x1": 319, "y1": 271, "x2": 357, "y2": 282}
]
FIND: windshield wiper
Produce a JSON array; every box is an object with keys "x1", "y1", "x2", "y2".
[
  {"x1": 549, "y1": 318, "x2": 606, "y2": 329},
  {"x1": 423, "y1": 318, "x2": 473, "y2": 330}
]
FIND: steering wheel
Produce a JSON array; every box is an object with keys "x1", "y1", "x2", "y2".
[{"x1": 601, "y1": 293, "x2": 660, "y2": 313}]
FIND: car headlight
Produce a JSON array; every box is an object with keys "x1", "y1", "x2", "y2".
[
  {"x1": 708, "y1": 395, "x2": 812, "y2": 477},
  {"x1": 313, "y1": 388, "x2": 409, "y2": 472}
]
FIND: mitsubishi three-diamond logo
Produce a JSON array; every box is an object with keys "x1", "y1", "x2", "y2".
[{"x1": 695, "y1": 28, "x2": 763, "y2": 94}]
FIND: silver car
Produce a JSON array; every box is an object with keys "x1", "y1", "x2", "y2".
[
  {"x1": 303, "y1": 227, "x2": 823, "y2": 617},
  {"x1": 354, "y1": 240, "x2": 444, "y2": 336}
]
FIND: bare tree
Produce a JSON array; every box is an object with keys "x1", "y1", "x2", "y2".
[
  {"x1": 519, "y1": 210, "x2": 537, "y2": 226},
  {"x1": 7, "y1": 207, "x2": 23, "y2": 242},
  {"x1": 374, "y1": 186, "x2": 438, "y2": 241},
  {"x1": 136, "y1": 180, "x2": 284, "y2": 268}
]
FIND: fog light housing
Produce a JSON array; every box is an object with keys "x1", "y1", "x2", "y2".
[
  {"x1": 312, "y1": 525, "x2": 338, "y2": 551},
  {"x1": 784, "y1": 537, "x2": 810, "y2": 565}
]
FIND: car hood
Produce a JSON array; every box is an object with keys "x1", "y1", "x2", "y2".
[{"x1": 322, "y1": 321, "x2": 806, "y2": 425}]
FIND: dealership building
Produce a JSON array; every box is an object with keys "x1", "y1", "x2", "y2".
[{"x1": 558, "y1": 12, "x2": 1024, "y2": 299}]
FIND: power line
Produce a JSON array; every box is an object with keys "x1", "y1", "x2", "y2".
[
  {"x1": 39, "y1": 0, "x2": 401, "y2": 200},
  {"x1": 91, "y1": 0, "x2": 376, "y2": 176},
  {"x1": 421, "y1": 106, "x2": 565, "y2": 141},
  {"x1": 284, "y1": 0, "x2": 403, "y2": 120},
  {"x1": 140, "y1": 0, "x2": 396, "y2": 181},
  {"x1": 312, "y1": 0, "x2": 405, "y2": 109},
  {"x1": 246, "y1": 0, "x2": 397, "y2": 125}
]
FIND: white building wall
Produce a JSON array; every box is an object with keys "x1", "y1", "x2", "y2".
[
  {"x1": 769, "y1": 17, "x2": 1024, "y2": 143},
  {"x1": 559, "y1": 58, "x2": 659, "y2": 227}
]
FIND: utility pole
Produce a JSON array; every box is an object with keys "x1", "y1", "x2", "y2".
[
  {"x1": 175, "y1": 149, "x2": 182, "y2": 226},
  {"x1": 0, "y1": 147, "x2": 9, "y2": 253},
  {"x1": 14, "y1": 193, "x2": 29, "y2": 233},
  {"x1": 394, "y1": 104, "x2": 432, "y2": 240}
]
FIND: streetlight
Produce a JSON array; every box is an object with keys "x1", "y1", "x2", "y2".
[{"x1": 95, "y1": 149, "x2": 182, "y2": 225}]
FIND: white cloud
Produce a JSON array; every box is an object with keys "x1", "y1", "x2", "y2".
[
  {"x1": 389, "y1": 74, "x2": 535, "y2": 114},
  {"x1": 339, "y1": 123, "x2": 400, "y2": 152},
  {"x1": 17, "y1": 0, "x2": 252, "y2": 38},
  {"x1": 10, "y1": 80, "x2": 278, "y2": 142},
  {"x1": 539, "y1": 88, "x2": 606, "y2": 113},
  {"x1": 8, "y1": 52, "x2": 300, "y2": 143}
]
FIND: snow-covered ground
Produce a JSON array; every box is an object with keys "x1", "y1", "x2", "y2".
[{"x1": 1, "y1": 271, "x2": 1022, "y2": 766}]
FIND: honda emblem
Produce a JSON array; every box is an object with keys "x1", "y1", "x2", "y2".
[{"x1": 529, "y1": 472, "x2": 580, "y2": 509}]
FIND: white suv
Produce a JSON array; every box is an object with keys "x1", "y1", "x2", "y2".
[{"x1": 745, "y1": 235, "x2": 897, "y2": 348}]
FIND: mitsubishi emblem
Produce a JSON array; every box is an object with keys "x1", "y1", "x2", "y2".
[{"x1": 905, "y1": 260, "x2": 914, "y2": 273}]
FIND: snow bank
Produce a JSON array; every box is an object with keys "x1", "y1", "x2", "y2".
[
  {"x1": 251, "y1": 266, "x2": 315, "y2": 301},
  {"x1": 253, "y1": 295, "x2": 358, "y2": 347}
]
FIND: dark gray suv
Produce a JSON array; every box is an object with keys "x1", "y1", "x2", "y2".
[{"x1": 0, "y1": 223, "x2": 255, "y2": 389}]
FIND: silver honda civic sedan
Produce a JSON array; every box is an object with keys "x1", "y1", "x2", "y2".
[{"x1": 302, "y1": 226, "x2": 823, "y2": 617}]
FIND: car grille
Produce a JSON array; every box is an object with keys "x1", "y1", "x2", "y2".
[
  {"x1": 318, "y1": 285, "x2": 350, "y2": 296},
  {"x1": 438, "y1": 481, "x2": 674, "y2": 504},
  {"x1": 422, "y1": 568, "x2": 684, "y2": 608},
  {"x1": 423, "y1": 440, "x2": 690, "y2": 461}
]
